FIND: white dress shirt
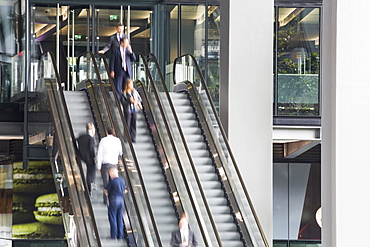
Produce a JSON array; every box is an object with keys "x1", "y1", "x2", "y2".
[
  {"x1": 121, "y1": 46, "x2": 126, "y2": 71},
  {"x1": 96, "y1": 134, "x2": 123, "y2": 170},
  {"x1": 181, "y1": 227, "x2": 189, "y2": 246}
]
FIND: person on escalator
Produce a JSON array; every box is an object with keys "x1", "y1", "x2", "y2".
[
  {"x1": 98, "y1": 23, "x2": 125, "y2": 55},
  {"x1": 121, "y1": 78, "x2": 142, "y2": 143},
  {"x1": 96, "y1": 127, "x2": 123, "y2": 205},
  {"x1": 77, "y1": 122, "x2": 96, "y2": 195},
  {"x1": 109, "y1": 37, "x2": 136, "y2": 101},
  {"x1": 170, "y1": 213, "x2": 198, "y2": 247},
  {"x1": 104, "y1": 166, "x2": 126, "y2": 240}
]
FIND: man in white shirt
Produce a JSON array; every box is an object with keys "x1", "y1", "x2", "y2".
[{"x1": 96, "y1": 127, "x2": 123, "y2": 204}]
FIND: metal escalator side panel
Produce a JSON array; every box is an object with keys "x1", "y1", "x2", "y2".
[
  {"x1": 140, "y1": 54, "x2": 220, "y2": 247},
  {"x1": 173, "y1": 53, "x2": 268, "y2": 247},
  {"x1": 86, "y1": 52, "x2": 161, "y2": 247},
  {"x1": 45, "y1": 77, "x2": 100, "y2": 247},
  {"x1": 77, "y1": 56, "x2": 142, "y2": 247},
  {"x1": 135, "y1": 80, "x2": 192, "y2": 246}
]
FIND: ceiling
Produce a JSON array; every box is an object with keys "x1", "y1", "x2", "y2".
[{"x1": 33, "y1": 6, "x2": 152, "y2": 39}]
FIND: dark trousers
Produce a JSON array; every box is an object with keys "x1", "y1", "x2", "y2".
[
  {"x1": 114, "y1": 70, "x2": 129, "y2": 101},
  {"x1": 125, "y1": 112, "x2": 137, "y2": 143},
  {"x1": 101, "y1": 163, "x2": 116, "y2": 204},
  {"x1": 86, "y1": 162, "x2": 96, "y2": 193},
  {"x1": 108, "y1": 197, "x2": 125, "y2": 239}
]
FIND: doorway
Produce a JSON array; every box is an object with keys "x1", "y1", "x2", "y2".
[{"x1": 30, "y1": 3, "x2": 153, "y2": 90}]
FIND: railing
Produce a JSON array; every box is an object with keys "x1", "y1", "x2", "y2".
[
  {"x1": 173, "y1": 54, "x2": 269, "y2": 246},
  {"x1": 39, "y1": 51, "x2": 100, "y2": 247},
  {"x1": 140, "y1": 53, "x2": 222, "y2": 246},
  {"x1": 79, "y1": 52, "x2": 161, "y2": 246}
]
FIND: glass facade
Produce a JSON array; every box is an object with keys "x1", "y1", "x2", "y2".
[
  {"x1": 0, "y1": 1, "x2": 21, "y2": 104},
  {"x1": 165, "y1": 3, "x2": 220, "y2": 110},
  {"x1": 0, "y1": 0, "x2": 324, "y2": 245},
  {"x1": 0, "y1": 159, "x2": 13, "y2": 247},
  {"x1": 274, "y1": 7, "x2": 320, "y2": 116},
  {"x1": 273, "y1": 163, "x2": 321, "y2": 246}
]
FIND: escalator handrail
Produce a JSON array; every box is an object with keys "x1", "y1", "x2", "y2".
[
  {"x1": 87, "y1": 52, "x2": 162, "y2": 246},
  {"x1": 39, "y1": 51, "x2": 101, "y2": 247},
  {"x1": 134, "y1": 78, "x2": 185, "y2": 215},
  {"x1": 77, "y1": 51, "x2": 153, "y2": 247},
  {"x1": 144, "y1": 53, "x2": 223, "y2": 246},
  {"x1": 135, "y1": 54, "x2": 193, "y2": 221},
  {"x1": 173, "y1": 54, "x2": 269, "y2": 246}
]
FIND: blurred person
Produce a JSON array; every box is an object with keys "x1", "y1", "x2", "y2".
[
  {"x1": 77, "y1": 122, "x2": 96, "y2": 194},
  {"x1": 98, "y1": 23, "x2": 125, "y2": 54},
  {"x1": 104, "y1": 166, "x2": 126, "y2": 239},
  {"x1": 96, "y1": 127, "x2": 123, "y2": 204},
  {"x1": 170, "y1": 213, "x2": 198, "y2": 247},
  {"x1": 121, "y1": 79, "x2": 142, "y2": 143},
  {"x1": 109, "y1": 37, "x2": 136, "y2": 101}
]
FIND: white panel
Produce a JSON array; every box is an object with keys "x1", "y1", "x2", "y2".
[
  {"x1": 322, "y1": 0, "x2": 370, "y2": 246},
  {"x1": 273, "y1": 163, "x2": 311, "y2": 240},
  {"x1": 273, "y1": 163, "x2": 289, "y2": 239},
  {"x1": 273, "y1": 126, "x2": 321, "y2": 141},
  {"x1": 288, "y1": 164, "x2": 310, "y2": 239},
  {"x1": 228, "y1": 0, "x2": 274, "y2": 244}
]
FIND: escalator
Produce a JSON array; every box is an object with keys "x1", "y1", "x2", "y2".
[
  {"x1": 142, "y1": 53, "x2": 269, "y2": 246},
  {"x1": 63, "y1": 90, "x2": 127, "y2": 247},
  {"x1": 94, "y1": 53, "x2": 210, "y2": 246},
  {"x1": 169, "y1": 91, "x2": 243, "y2": 246},
  {"x1": 133, "y1": 111, "x2": 178, "y2": 245},
  {"x1": 43, "y1": 48, "x2": 268, "y2": 247},
  {"x1": 173, "y1": 54, "x2": 269, "y2": 246},
  {"x1": 39, "y1": 51, "x2": 101, "y2": 247},
  {"x1": 38, "y1": 51, "x2": 158, "y2": 247}
]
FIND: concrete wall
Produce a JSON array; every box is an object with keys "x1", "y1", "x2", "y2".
[
  {"x1": 222, "y1": 0, "x2": 274, "y2": 244},
  {"x1": 322, "y1": 0, "x2": 370, "y2": 246}
]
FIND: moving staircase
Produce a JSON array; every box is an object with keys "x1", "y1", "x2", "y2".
[{"x1": 40, "y1": 50, "x2": 268, "y2": 247}]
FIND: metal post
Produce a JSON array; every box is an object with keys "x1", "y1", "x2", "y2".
[
  {"x1": 23, "y1": 0, "x2": 31, "y2": 169},
  {"x1": 92, "y1": 5, "x2": 95, "y2": 54},
  {"x1": 204, "y1": 0, "x2": 209, "y2": 86},
  {"x1": 67, "y1": 6, "x2": 70, "y2": 90},
  {"x1": 120, "y1": 5, "x2": 123, "y2": 27},
  {"x1": 87, "y1": 7, "x2": 90, "y2": 52},
  {"x1": 128, "y1": 5, "x2": 131, "y2": 39},
  {"x1": 56, "y1": 3, "x2": 60, "y2": 71},
  {"x1": 72, "y1": 9, "x2": 75, "y2": 89}
]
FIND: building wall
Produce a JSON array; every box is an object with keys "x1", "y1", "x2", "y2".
[
  {"x1": 322, "y1": 0, "x2": 370, "y2": 246},
  {"x1": 224, "y1": 0, "x2": 274, "y2": 244}
]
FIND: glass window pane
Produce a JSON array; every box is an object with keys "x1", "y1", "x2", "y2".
[
  {"x1": 167, "y1": 5, "x2": 178, "y2": 63},
  {"x1": 276, "y1": 8, "x2": 320, "y2": 116},
  {"x1": 164, "y1": 5, "x2": 178, "y2": 86},
  {"x1": 208, "y1": 6, "x2": 220, "y2": 113},
  {"x1": 180, "y1": 4, "x2": 206, "y2": 85}
]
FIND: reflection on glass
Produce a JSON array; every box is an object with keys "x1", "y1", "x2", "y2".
[
  {"x1": 0, "y1": 160, "x2": 12, "y2": 245},
  {"x1": 207, "y1": 6, "x2": 220, "y2": 113},
  {"x1": 180, "y1": 5, "x2": 205, "y2": 88},
  {"x1": 276, "y1": 8, "x2": 320, "y2": 116},
  {"x1": 174, "y1": 55, "x2": 268, "y2": 246},
  {"x1": 273, "y1": 163, "x2": 321, "y2": 243},
  {"x1": 165, "y1": 5, "x2": 178, "y2": 86}
]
